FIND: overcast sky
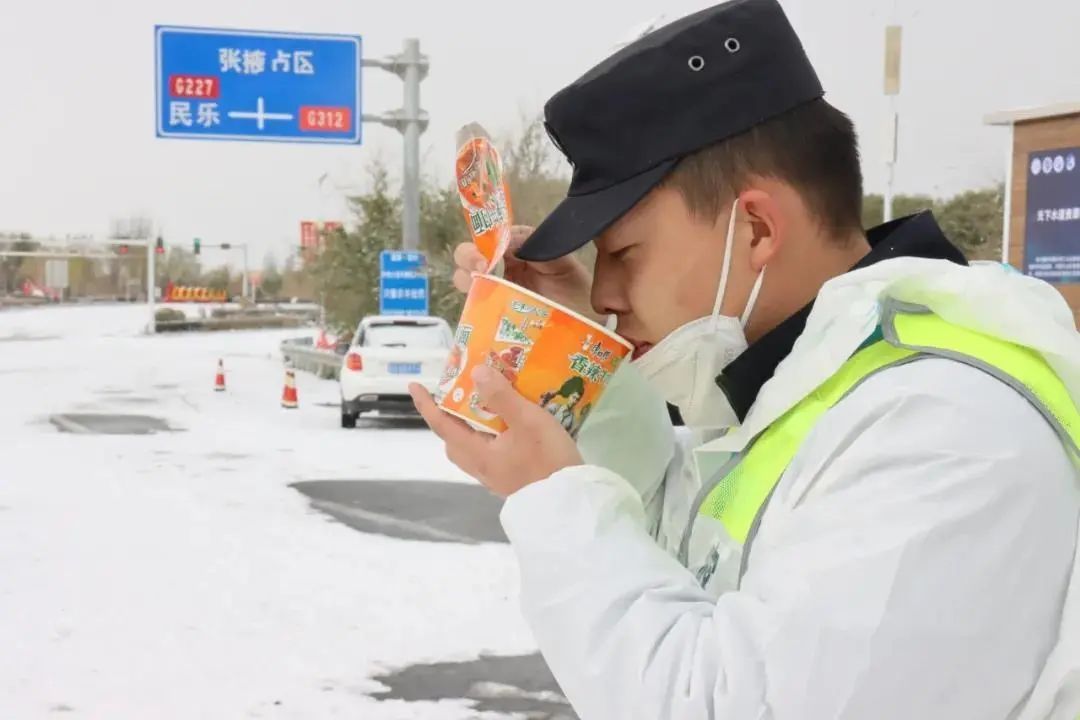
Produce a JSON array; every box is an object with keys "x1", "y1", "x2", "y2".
[{"x1": 2, "y1": 0, "x2": 1079, "y2": 266}]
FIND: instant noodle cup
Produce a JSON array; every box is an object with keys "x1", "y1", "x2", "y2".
[
  {"x1": 455, "y1": 123, "x2": 513, "y2": 272},
  {"x1": 435, "y1": 274, "x2": 633, "y2": 437}
]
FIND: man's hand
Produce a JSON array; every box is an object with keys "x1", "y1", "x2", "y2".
[
  {"x1": 410, "y1": 365, "x2": 584, "y2": 497},
  {"x1": 452, "y1": 225, "x2": 602, "y2": 324}
]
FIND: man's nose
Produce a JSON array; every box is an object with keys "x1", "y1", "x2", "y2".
[{"x1": 590, "y1": 263, "x2": 627, "y2": 318}]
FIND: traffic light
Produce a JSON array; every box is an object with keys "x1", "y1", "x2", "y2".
[
  {"x1": 193, "y1": 238, "x2": 201, "y2": 255},
  {"x1": 155, "y1": 236, "x2": 165, "y2": 255},
  {"x1": 118, "y1": 244, "x2": 130, "y2": 255},
  {"x1": 220, "y1": 243, "x2": 231, "y2": 250}
]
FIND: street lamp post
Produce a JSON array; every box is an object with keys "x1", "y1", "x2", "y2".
[{"x1": 883, "y1": 25, "x2": 902, "y2": 222}]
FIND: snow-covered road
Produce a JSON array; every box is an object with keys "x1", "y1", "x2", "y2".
[{"x1": 0, "y1": 304, "x2": 544, "y2": 719}]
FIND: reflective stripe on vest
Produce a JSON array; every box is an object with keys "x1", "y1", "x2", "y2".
[{"x1": 694, "y1": 301, "x2": 1080, "y2": 553}]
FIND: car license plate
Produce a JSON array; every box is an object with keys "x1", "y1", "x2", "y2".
[{"x1": 389, "y1": 362, "x2": 421, "y2": 375}]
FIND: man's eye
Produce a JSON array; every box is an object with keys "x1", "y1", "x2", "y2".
[{"x1": 611, "y1": 245, "x2": 634, "y2": 260}]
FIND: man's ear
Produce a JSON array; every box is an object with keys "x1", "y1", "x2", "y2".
[{"x1": 739, "y1": 188, "x2": 784, "y2": 272}]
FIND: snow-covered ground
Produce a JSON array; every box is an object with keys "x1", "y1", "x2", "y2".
[{"x1": 0, "y1": 304, "x2": 537, "y2": 719}]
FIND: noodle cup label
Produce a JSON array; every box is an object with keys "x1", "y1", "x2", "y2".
[{"x1": 435, "y1": 274, "x2": 633, "y2": 437}]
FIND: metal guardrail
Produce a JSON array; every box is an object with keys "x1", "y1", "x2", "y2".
[
  {"x1": 280, "y1": 337, "x2": 343, "y2": 380},
  {"x1": 157, "y1": 316, "x2": 312, "y2": 333}
]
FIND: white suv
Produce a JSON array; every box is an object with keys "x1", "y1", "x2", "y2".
[{"x1": 339, "y1": 315, "x2": 452, "y2": 428}]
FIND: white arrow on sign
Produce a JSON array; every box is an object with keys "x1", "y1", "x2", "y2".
[{"x1": 226, "y1": 97, "x2": 294, "y2": 130}]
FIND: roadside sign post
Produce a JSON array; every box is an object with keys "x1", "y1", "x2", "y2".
[
  {"x1": 156, "y1": 26, "x2": 362, "y2": 144},
  {"x1": 362, "y1": 39, "x2": 429, "y2": 251},
  {"x1": 157, "y1": 25, "x2": 430, "y2": 292},
  {"x1": 155, "y1": 28, "x2": 428, "y2": 244},
  {"x1": 379, "y1": 250, "x2": 429, "y2": 316}
]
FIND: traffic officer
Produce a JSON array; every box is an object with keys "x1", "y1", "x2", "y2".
[{"x1": 412, "y1": 0, "x2": 1080, "y2": 717}]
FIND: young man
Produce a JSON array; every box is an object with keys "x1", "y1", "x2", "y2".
[{"x1": 412, "y1": 0, "x2": 1080, "y2": 717}]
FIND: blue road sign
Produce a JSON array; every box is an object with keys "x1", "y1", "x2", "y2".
[
  {"x1": 155, "y1": 26, "x2": 361, "y2": 144},
  {"x1": 379, "y1": 251, "x2": 429, "y2": 316}
]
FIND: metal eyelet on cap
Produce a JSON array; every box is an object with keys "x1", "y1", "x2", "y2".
[
  {"x1": 725, "y1": 37, "x2": 741, "y2": 53},
  {"x1": 688, "y1": 55, "x2": 706, "y2": 71}
]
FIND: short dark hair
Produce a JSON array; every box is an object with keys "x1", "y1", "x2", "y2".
[{"x1": 662, "y1": 98, "x2": 864, "y2": 238}]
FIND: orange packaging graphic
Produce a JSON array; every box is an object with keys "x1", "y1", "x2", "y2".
[
  {"x1": 435, "y1": 274, "x2": 633, "y2": 437},
  {"x1": 455, "y1": 123, "x2": 513, "y2": 271}
]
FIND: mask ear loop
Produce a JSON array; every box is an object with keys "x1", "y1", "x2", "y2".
[
  {"x1": 740, "y1": 268, "x2": 765, "y2": 328},
  {"x1": 711, "y1": 197, "x2": 741, "y2": 331}
]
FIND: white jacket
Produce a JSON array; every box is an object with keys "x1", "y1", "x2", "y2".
[{"x1": 500, "y1": 259, "x2": 1080, "y2": 719}]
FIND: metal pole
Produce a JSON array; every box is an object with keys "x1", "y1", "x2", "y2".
[
  {"x1": 882, "y1": 24, "x2": 901, "y2": 224},
  {"x1": 360, "y1": 41, "x2": 428, "y2": 250},
  {"x1": 883, "y1": 101, "x2": 898, "y2": 223},
  {"x1": 883, "y1": 163, "x2": 895, "y2": 222},
  {"x1": 402, "y1": 38, "x2": 421, "y2": 252}
]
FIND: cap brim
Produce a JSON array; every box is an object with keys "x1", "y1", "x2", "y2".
[{"x1": 516, "y1": 159, "x2": 677, "y2": 262}]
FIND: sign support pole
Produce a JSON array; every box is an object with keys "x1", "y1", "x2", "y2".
[{"x1": 362, "y1": 39, "x2": 429, "y2": 251}]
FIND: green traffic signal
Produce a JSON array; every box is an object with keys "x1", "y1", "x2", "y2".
[{"x1": 193, "y1": 238, "x2": 201, "y2": 255}]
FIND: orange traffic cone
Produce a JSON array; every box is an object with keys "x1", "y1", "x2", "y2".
[
  {"x1": 214, "y1": 359, "x2": 226, "y2": 392},
  {"x1": 281, "y1": 369, "x2": 299, "y2": 409}
]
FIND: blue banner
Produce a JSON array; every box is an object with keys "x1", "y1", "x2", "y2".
[
  {"x1": 379, "y1": 251, "x2": 429, "y2": 316},
  {"x1": 1024, "y1": 147, "x2": 1080, "y2": 283},
  {"x1": 156, "y1": 26, "x2": 361, "y2": 144}
]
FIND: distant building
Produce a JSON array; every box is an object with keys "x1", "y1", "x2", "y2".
[{"x1": 986, "y1": 102, "x2": 1080, "y2": 328}]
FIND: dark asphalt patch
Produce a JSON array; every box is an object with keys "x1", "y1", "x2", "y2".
[
  {"x1": 370, "y1": 653, "x2": 577, "y2": 719},
  {"x1": 49, "y1": 413, "x2": 177, "y2": 435},
  {"x1": 294, "y1": 483, "x2": 572, "y2": 716},
  {"x1": 291, "y1": 480, "x2": 506, "y2": 544}
]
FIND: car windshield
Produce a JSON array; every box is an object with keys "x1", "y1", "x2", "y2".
[{"x1": 362, "y1": 322, "x2": 447, "y2": 349}]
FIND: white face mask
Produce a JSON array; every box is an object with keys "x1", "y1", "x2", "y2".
[{"x1": 632, "y1": 198, "x2": 765, "y2": 429}]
